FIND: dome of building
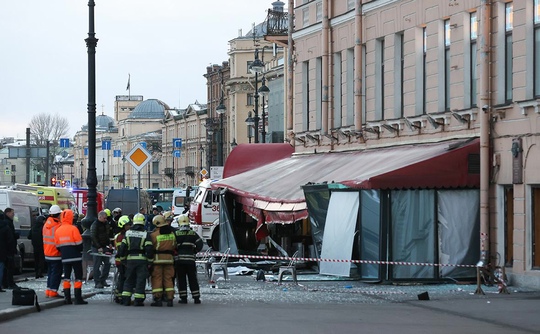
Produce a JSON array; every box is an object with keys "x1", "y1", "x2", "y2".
[
  {"x1": 128, "y1": 99, "x2": 169, "y2": 119},
  {"x1": 80, "y1": 113, "x2": 116, "y2": 132},
  {"x1": 96, "y1": 114, "x2": 115, "y2": 130}
]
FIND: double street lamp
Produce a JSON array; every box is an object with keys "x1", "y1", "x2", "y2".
[{"x1": 249, "y1": 49, "x2": 264, "y2": 143}]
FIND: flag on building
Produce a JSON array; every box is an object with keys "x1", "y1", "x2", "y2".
[{"x1": 126, "y1": 73, "x2": 130, "y2": 91}]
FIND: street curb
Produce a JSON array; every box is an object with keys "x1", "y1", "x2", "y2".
[{"x1": 0, "y1": 292, "x2": 97, "y2": 323}]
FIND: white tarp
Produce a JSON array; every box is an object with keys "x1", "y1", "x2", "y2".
[{"x1": 319, "y1": 192, "x2": 359, "y2": 277}]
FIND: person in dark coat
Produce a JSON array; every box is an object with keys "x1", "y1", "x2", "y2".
[
  {"x1": 2, "y1": 208, "x2": 19, "y2": 289},
  {"x1": 28, "y1": 214, "x2": 47, "y2": 278},
  {"x1": 0, "y1": 213, "x2": 16, "y2": 292},
  {"x1": 90, "y1": 210, "x2": 112, "y2": 289}
]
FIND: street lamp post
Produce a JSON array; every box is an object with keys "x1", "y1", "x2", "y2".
[
  {"x1": 216, "y1": 68, "x2": 226, "y2": 166},
  {"x1": 83, "y1": 0, "x2": 99, "y2": 228},
  {"x1": 258, "y1": 76, "x2": 270, "y2": 143},
  {"x1": 122, "y1": 155, "x2": 126, "y2": 188},
  {"x1": 249, "y1": 49, "x2": 264, "y2": 143},
  {"x1": 101, "y1": 158, "x2": 106, "y2": 193},
  {"x1": 245, "y1": 111, "x2": 254, "y2": 143},
  {"x1": 80, "y1": 162, "x2": 84, "y2": 187}
]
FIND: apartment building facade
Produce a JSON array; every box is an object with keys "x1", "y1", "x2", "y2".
[{"x1": 285, "y1": 0, "x2": 540, "y2": 287}]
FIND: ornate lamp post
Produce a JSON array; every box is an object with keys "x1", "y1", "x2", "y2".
[
  {"x1": 258, "y1": 76, "x2": 270, "y2": 143},
  {"x1": 101, "y1": 158, "x2": 106, "y2": 193},
  {"x1": 83, "y1": 0, "x2": 99, "y2": 228},
  {"x1": 216, "y1": 69, "x2": 226, "y2": 165},
  {"x1": 249, "y1": 49, "x2": 264, "y2": 143},
  {"x1": 245, "y1": 111, "x2": 255, "y2": 143},
  {"x1": 80, "y1": 161, "x2": 84, "y2": 187}
]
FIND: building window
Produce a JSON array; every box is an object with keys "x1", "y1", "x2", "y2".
[
  {"x1": 333, "y1": 51, "x2": 342, "y2": 127},
  {"x1": 246, "y1": 61, "x2": 253, "y2": 75},
  {"x1": 316, "y1": 57, "x2": 322, "y2": 130},
  {"x1": 247, "y1": 93, "x2": 254, "y2": 106},
  {"x1": 302, "y1": 61, "x2": 310, "y2": 131},
  {"x1": 316, "y1": 2, "x2": 322, "y2": 22},
  {"x1": 303, "y1": 7, "x2": 309, "y2": 27},
  {"x1": 346, "y1": 48, "x2": 355, "y2": 125},
  {"x1": 375, "y1": 38, "x2": 385, "y2": 120},
  {"x1": 535, "y1": 0, "x2": 540, "y2": 96},
  {"x1": 423, "y1": 27, "x2": 427, "y2": 114},
  {"x1": 470, "y1": 12, "x2": 478, "y2": 107},
  {"x1": 152, "y1": 161, "x2": 159, "y2": 174},
  {"x1": 395, "y1": 32, "x2": 404, "y2": 117},
  {"x1": 347, "y1": 0, "x2": 355, "y2": 11},
  {"x1": 444, "y1": 20, "x2": 451, "y2": 111},
  {"x1": 533, "y1": 187, "x2": 540, "y2": 268},
  {"x1": 505, "y1": 3, "x2": 513, "y2": 103}
]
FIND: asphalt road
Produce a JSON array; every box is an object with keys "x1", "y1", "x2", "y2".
[{"x1": 1, "y1": 274, "x2": 539, "y2": 334}]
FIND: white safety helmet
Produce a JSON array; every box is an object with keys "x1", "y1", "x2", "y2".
[{"x1": 49, "y1": 205, "x2": 62, "y2": 215}]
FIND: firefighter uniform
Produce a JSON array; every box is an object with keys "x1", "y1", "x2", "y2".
[
  {"x1": 118, "y1": 213, "x2": 153, "y2": 306},
  {"x1": 150, "y1": 215, "x2": 177, "y2": 307},
  {"x1": 174, "y1": 215, "x2": 203, "y2": 304},
  {"x1": 42, "y1": 205, "x2": 63, "y2": 298},
  {"x1": 54, "y1": 209, "x2": 87, "y2": 305},
  {"x1": 113, "y1": 215, "x2": 132, "y2": 303}
]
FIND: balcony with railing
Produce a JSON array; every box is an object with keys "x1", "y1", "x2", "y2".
[{"x1": 265, "y1": 8, "x2": 289, "y2": 46}]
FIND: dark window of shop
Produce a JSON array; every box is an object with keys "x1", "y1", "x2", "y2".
[
  {"x1": 532, "y1": 187, "x2": 540, "y2": 268},
  {"x1": 504, "y1": 187, "x2": 514, "y2": 267}
]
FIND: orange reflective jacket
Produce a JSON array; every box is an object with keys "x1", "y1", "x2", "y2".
[
  {"x1": 43, "y1": 215, "x2": 61, "y2": 260},
  {"x1": 55, "y1": 210, "x2": 83, "y2": 263}
]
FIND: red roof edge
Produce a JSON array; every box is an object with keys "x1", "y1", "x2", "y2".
[{"x1": 222, "y1": 143, "x2": 294, "y2": 178}]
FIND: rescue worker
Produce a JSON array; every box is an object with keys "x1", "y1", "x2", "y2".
[
  {"x1": 150, "y1": 215, "x2": 176, "y2": 307},
  {"x1": 113, "y1": 215, "x2": 132, "y2": 304},
  {"x1": 42, "y1": 205, "x2": 63, "y2": 298},
  {"x1": 111, "y1": 207, "x2": 123, "y2": 236},
  {"x1": 118, "y1": 213, "x2": 153, "y2": 306},
  {"x1": 174, "y1": 215, "x2": 203, "y2": 304},
  {"x1": 54, "y1": 209, "x2": 88, "y2": 305}
]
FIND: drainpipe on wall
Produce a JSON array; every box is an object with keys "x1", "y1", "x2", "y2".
[
  {"x1": 478, "y1": 0, "x2": 492, "y2": 267},
  {"x1": 287, "y1": 0, "x2": 294, "y2": 133},
  {"x1": 354, "y1": 0, "x2": 363, "y2": 131},
  {"x1": 321, "y1": 0, "x2": 330, "y2": 134}
]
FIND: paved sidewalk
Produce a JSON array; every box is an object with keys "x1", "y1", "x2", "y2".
[{"x1": 0, "y1": 275, "x2": 99, "y2": 322}]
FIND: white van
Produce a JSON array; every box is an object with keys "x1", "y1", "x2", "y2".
[
  {"x1": 0, "y1": 189, "x2": 41, "y2": 265},
  {"x1": 172, "y1": 186, "x2": 196, "y2": 216},
  {"x1": 188, "y1": 179, "x2": 220, "y2": 247}
]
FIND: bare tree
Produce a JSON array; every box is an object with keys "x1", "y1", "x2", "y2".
[
  {"x1": 28, "y1": 113, "x2": 70, "y2": 180},
  {"x1": 28, "y1": 113, "x2": 70, "y2": 146}
]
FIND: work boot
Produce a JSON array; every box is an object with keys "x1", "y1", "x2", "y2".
[
  {"x1": 133, "y1": 299, "x2": 144, "y2": 307},
  {"x1": 166, "y1": 300, "x2": 173, "y2": 307},
  {"x1": 74, "y1": 288, "x2": 88, "y2": 305},
  {"x1": 150, "y1": 298, "x2": 162, "y2": 307},
  {"x1": 178, "y1": 297, "x2": 187, "y2": 304},
  {"x1": 194, "y1": 297, "x2": 201, "y2": 304},
  {"x1": 63, "y1": 288, "x2": 73, "y2": 305},
  {"x1": 122, "y1": 296, "x2": 131, "y2": 306},
  {"x1": 49, "y1": 290, "x2": 63, "y2": 298}
]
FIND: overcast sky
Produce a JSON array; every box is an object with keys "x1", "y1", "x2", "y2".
[{"x1": 0, "y1": 0, "x2": 277, "y2": 139}]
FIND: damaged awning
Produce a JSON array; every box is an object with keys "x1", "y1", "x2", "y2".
[
  {"x1": 223, "y1": 143, "x2": 294, "y2": 178},
  {"x1": 213, "y1": 138, "x2": 479, "y2": 224}
]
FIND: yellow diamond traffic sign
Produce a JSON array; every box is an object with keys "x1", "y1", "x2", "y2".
[{"x1": 126, "y1": 143, "x2": 152, "y2": 172}]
